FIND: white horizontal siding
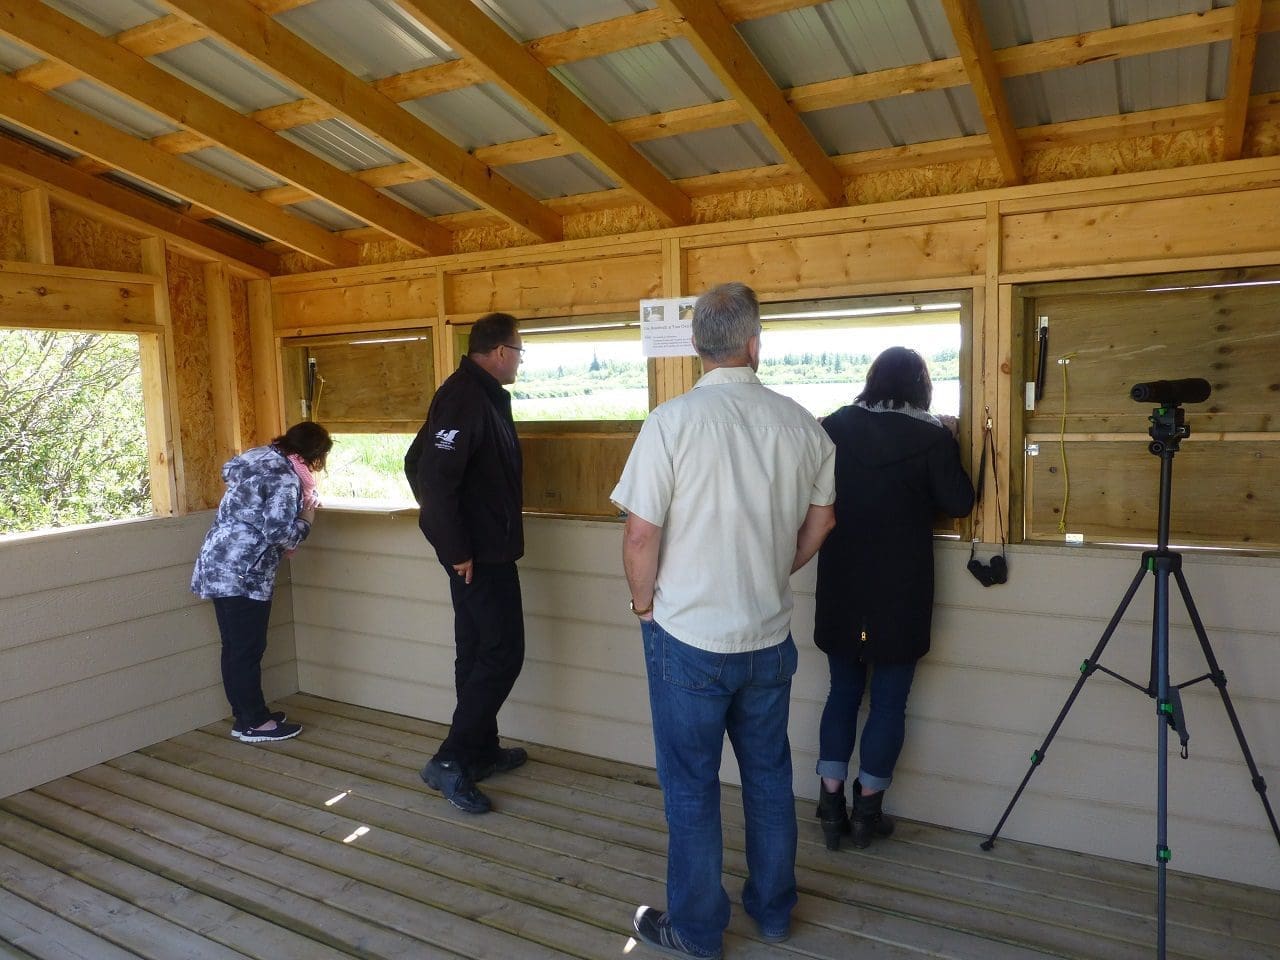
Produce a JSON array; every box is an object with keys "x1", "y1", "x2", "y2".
[
  {"x1": 294, "y1": 510, "x2": 1280, "y2": 891},
  {"x1": 0, "y1": 514, "x2": 298, "y2": 797}
]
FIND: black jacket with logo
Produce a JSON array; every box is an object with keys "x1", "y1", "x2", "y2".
[
  {"x1": 813, "y1": 403, "x2": 974, "y2": 663},
  {"x1": 405, "y1": 356, "x2": 524, "y2": 566}
]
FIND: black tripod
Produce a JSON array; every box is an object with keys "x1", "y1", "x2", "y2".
[{"x1": 980, "y1": 388, "x2": 1280, "y2": 960}]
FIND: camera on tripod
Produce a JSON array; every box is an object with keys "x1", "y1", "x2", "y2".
[{"x1": 1130, "y1": 377, "x2": 1210, "y2": 454}]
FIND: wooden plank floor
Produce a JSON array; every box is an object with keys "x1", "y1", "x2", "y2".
[{"x1": 2, "y1": 694, "x2": 1278, "y2": 960}]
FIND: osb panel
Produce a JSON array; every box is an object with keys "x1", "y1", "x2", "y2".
[
  {"x1": 847, "y1": 159, "x2": 1002, "y2": 206},
  {"x1": 230, "y1": 275, "x2": 255, "y2": 449},
  {"x1": 1002, "y1": 185, "x2": 1280, "y2": 274},
  {"x1": 447, "y1": 252, "x2": 661, "y2": 317},
  {"x1": 1025, "y1": 439, "x2": 1280, "y2": 548},
  {"x1": 0, "y1": 185, "x2": 24, "y2": 262},
  {"x1": 49, "y1": 205, "x2": 142, "y2": 273},
  {"x1": 276, "y1": 276, "x2": 438, "y2": 333},
  {"x1": 277, "y1": 250, "x2": 329, "y2": 276},
  {"x1": 1023, "y1": 129, "x2": 1217, "y2": 185},
  {"x1": 452, "y1": 222, "x2": 540, "y2": 255},
  {"x1": 358, "y1": 238, "x2": 429, "y2": 266},
  {"x1": 686, "y1": 218, "x2": 985, "y2": 297},
  {"x1": 167, "y1": 249, "x2": 219, "y2": 511}
]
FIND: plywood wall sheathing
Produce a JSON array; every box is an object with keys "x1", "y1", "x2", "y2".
[
  {"x1": 0, "y1": 184, "x2": 24, "y2": 261},
  {"x1": 229, "y1": 274, "x2": 255, "y2": 451},
  {"x1": 49, "y1": 205, "x2": 142, "y2": 273}
]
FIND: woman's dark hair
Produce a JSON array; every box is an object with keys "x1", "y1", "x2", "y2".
[
  {"x1": 856, "y1": 346, "x2": 933, "y2": 410},
  {"x1": 467, "y1": 312, "x2": 519, "y2": 355},
  {"x1": 273, "y1": 421, "x2": 333, "y2": 468}
]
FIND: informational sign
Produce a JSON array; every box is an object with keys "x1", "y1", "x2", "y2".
[{"x1": 639, "y1": 297, "x2": 698, "y2": 357}]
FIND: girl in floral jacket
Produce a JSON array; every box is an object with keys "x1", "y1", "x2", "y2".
[{"x1": 192, "y1": 421, "x2": 332, "y2": 742}]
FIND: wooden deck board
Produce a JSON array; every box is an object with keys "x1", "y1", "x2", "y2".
[{"x1": 1, "y1": 694, "x2": 1277, "y2": 960}]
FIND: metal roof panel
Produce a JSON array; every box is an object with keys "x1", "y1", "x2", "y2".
[
  {"x1": 737, "y1": 0, "x2": 958, "y2": 89},
  {"x1": 803, "y1": 86, "x2": 983, "y2": 154},
  {"x1": 285, "y1": 198, "x2": 364, "y2": 231},
  {"x1": 181, "y1": 146, "x2": 284, "y2": 191},
  {"x1": 475, "y1": 0, "x2": 655, "y2": 43},
  {"x1": 39, "y1": 0, "x2": 166, "y2": 36},
  {"x1": 1251, "y1": 31, "x2": 1280, "y2": 94},
  {"x1": 635, "y1": 123, "x2": 780, "y2": 179},
  {"x1": 149, "y1": 39, "x2": 302, "y2": 113},
  {"x1": 48, "y1": 79, "x2": 179, "y2": 139},
  {"x1": 553, "y1": 38, "x2": 728, "y2": 123},
  {"x1": 0, "y1": 35, "x2": 41, "y2": 72},
  {"x1": 381, "y1": 179, "x2": 480, "y2": 216},
  {"x1": 401, "y1": 84, "x2": 548, "y2": 150},
  {"x1": 978, "y1": 0, "x2": 1224, "y2": 49},
  {"x1": 0, "y1": 119, "x2": 80, "y2": 159},
  {"x1": 280, "y1": 119, "x2": 407, "y2": 172},
  {"x1": 495, "y1": 154, "x2": 616, "y2": 199},
  {"x1": 275, "y1": 0, "x2": 454, "y2": 81}
]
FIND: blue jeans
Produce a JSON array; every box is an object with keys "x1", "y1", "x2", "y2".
[
  {"x1": 643, "y1": 620, "x2": 799, "y2": 956},
  {"x1": 816, "y1": 653, "x2": 917, "y2": 791}
]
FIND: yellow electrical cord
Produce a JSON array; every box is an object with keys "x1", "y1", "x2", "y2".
[{"x1": 1057, "y1": 353, "x2": 1077, "y2": 533}]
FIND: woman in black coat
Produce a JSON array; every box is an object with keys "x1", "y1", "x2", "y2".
[{"x1": 812, "y1": 347, "x2": 974, "y2": 850}]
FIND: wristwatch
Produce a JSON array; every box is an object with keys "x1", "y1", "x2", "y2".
[{"x1": 629, "y1": 597, "x2": 653, "y2": 616}]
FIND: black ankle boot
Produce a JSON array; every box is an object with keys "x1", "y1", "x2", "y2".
[
  {"x1": 850, "y1": 782, "x2": 894, "y2": 849},
  {"x1": 815, "y1": 782, "x2": 850, "y2": 851}
]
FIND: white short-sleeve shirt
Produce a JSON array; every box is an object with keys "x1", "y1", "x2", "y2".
[{"x1": 610, "y1": 366, "x2": 836, "y2": 653}]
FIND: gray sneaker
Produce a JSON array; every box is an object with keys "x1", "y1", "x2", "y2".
[
  {"x1": 631, "y1": 906, "x2": 721, "y2": 959},
  {"x1": 420, "y1": 758, "x2": 492, "y2": 814}
]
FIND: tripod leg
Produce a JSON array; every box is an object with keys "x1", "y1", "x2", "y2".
[
  {"x1": 981, "y1": 563, "x2": 1148, "y2": 851},
  {"x1": 1173, "y1": 567, "x2": 1280, "y2": 846}
]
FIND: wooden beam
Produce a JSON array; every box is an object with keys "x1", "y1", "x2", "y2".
[
  {"x1": 0, "y1": 3, "x2": 451, "y2": 255},
  {"x1": 0, "y1": 266, "x2": 156, "y2": 332},
  {"x1": 14, "y1": 15, "x2": 208, "y2": 92},
  {"x1": 939, "y1": 0, "x2": 1022, "y2": 185},
  {"x1": 1223, "y1": 0, "x2": 1264, "y2": 160},
  {"x1": 204, "y1": 261, "x2": 242, "y2": 463},
  {"x1": 20, "y1": 187, "x2": 54, "y2": 264},
  {"x1": 159, "y1": 0, "x2": 562, "y2": 243},
  {"x1": 390, "y1": 0, "x2": 691, "y2": 227},
  {"x1": 139, "y1": 237, "x2": 185, "y2": 514},
  {"x1": 0, "y1": 74, "x2": 354, "y2": 266},
  {"x1": 655, "y1": 0, "x2": 843, "y2": 207},
  {"x1": 0, "y1": 135, "x2": 277, "y2": 275}
]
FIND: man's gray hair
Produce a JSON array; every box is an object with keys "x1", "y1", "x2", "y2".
[{"x1": 692, "y1": 282, "x2": 761, "y2": 362}]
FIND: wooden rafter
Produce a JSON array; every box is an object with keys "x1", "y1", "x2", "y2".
[
  {"x1": 654, "y1": 0, "x2": 843, "y2": 207},
  {"x1": 0, "y1": 3, "x2": 451, "y2": 255},
  {"x1": 0, "y1": 134, "x2": 278, "y2": 274},
  {"x1": 939, "y1": 0, "x2": 1022, "y2": 185},
  {"x1": 13, "y1": 15, "x2": 208, "y2": 92},
  {"x1": 0, "y1": 72, "x2": 354, "y2": 265},
  {"x1": 1223, "y1": 0, "x2": 1264, "y2": 160},
  {"x1": 159, "y1": 0, "x2": 563, "y2": 243},
  {"x1": 202, "y1": 5, "x2": 1269, "y2": 210},
  {"x1": 388, "y1": 0, "x2": 691, "y2": 227}
]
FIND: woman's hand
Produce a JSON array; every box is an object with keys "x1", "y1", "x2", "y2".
[{"x1": 300, "y1": 505, "x2": 316, "y2": 525}]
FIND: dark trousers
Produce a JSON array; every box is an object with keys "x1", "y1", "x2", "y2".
[
  {"x1": 212, "y1": 595, "x2": 273, "y2": 729},
  {"x1": 435, "y1": 561, "x2": 525, "y2": 772}
]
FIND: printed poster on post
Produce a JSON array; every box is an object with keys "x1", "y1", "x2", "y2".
[{"x1": 638, "y1": 297, "x2": 698, "y2": 357}]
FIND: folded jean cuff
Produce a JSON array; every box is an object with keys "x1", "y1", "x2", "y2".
[{"x1": 815, "y1": 759, "x2": 850, "y2": 781}]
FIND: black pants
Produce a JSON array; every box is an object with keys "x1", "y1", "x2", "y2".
[
  {"x1": 435, "y1": 561, "x2": 525, "y2": 772},
  {"x1": 212, "y1": 595, "x2": 273, "y2": 729}
]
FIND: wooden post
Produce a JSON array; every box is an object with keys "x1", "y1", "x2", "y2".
[
  {"x1": 21, "y1": 187, "x2": 54, "y2": 265},
  {"x1": 138, "y1": 238, "x2": 184, "y2": 515},
  {"x1": 247, "y1": 278, "x2": 282, "y2": 443}
]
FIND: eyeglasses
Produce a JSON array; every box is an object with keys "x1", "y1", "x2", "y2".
[{"x1": 501, "y1": 343, "x2": 525, "y2": 357}]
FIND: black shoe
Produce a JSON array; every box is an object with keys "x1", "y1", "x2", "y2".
[
  {"x1": 850, "y1": 781, "x2": 895, "y2": 849},
  {"x1": 237, "y1": 720, "x2": 301, "y2": 743},
  {"x1": 231, "y1": 711, "x2": 286, "y2": 739},
  {"x1": 471, "y1": 746, "x2": 528, "y2": 782},
  {"x1": 815, "y1": 780, "x2": 850, "y2": 851},
  {"x1": 420, "y1": 758, "x2": 492, "y2": 814},
  {"x1": 631, "y1": 906, "x2": 721, "y2": 959}
]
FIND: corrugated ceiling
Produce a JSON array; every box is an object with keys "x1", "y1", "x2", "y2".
[
  {"x1": 554, "y1": 39, "x2": 730, "y2": 122},
  {"x1": 40, "y1": 0, "x2": 165, "y2": 36},
  {"x1": 478, "y1": 0, "x2": 655, "y2": 42},
  {"x1": 401, "y1": 85, "x2": 549, "y2": 150},
  {"x1": 149, "y1": 39, "x2": 303, "y2": 114},
  {"x1": 276, "y1": 0, "x2": 455, "y2": 80}
]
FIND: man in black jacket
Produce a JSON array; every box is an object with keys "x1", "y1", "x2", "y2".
[{"x1": 405, "y1": 312, "x2": 528, "y2": 814}]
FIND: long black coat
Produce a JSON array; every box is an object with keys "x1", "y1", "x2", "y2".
[{"x1": 813, "y1": 404, "x2": 974, "y2": 663}]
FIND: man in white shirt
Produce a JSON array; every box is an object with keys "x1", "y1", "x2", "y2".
[{"x1": 611, "y1": 282, "x2": 836, "y2": 959}]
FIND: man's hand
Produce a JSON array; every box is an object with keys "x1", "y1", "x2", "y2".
[{"x1": 452, "y1": 558, "x2": 474, "y2": 584}]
